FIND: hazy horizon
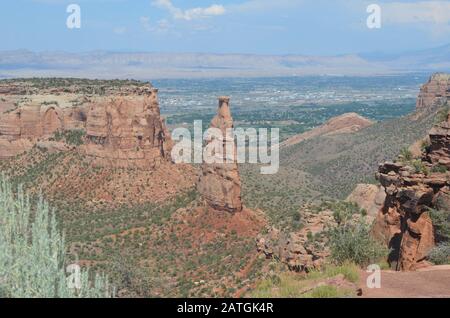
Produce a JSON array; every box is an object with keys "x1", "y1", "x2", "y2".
[{"x1": 2, "y1": 0, "x2": 450, "y2": 56}]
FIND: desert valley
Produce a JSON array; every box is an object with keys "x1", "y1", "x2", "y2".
[{"x1": 0, "y1": 73, "x2": 449, "y2": 298}]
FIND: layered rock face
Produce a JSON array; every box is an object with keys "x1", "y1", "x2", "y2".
[
  {"x1": 0, "y1": 81, "x2": 173, "y2": 170},
  {"x1": 373, "y1": 73, "x2": 450, "y2": 271},
  {"x1": 0, "y1": 104, "x2": 65, "y2": 158},
  {"x1": 416, "y1": 73, "x2": 450, "y2": 113},
  {"x1": 427, "y1": 119, "x2": 450, "y2": 168},
  {"x1": 81, "y1": 88, "x2": 173, "y2": 169},
  {"x1": 374, "y1": 162, "x2": 436, "y2": 270},
  {"x1": 197, "y1": 97, "x2": 243, "y2": 213},
  {"x1": 374, "y1": 119, "x2": 450, "y2": 271}
]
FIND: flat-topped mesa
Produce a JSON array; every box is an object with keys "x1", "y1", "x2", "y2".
[
  {"x1": 0, "y1": 80, "x2": 173, "y2": 168},
  {"x1": 197, "y1": 96, "x2": 243, "y2": 213},
  {"x1": 0, "y1": 78, "x2": 154, "y2": 96},
  {"x1": 81, "y1": 87, "x2": 173, "y2": 169},
  {"x1": 416, "y1": 73, "x2": 450, "y2": 113}
]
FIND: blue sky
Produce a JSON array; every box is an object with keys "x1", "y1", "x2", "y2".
[{"x1": 1, "y1": 0, "x2": 450, "y2": 55}]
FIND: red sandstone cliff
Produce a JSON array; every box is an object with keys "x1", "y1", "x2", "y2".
[
  {"x1": 80, "y1": 88, "x2": 173, "y2": 169},
  {"x1": 373, "y1": 73, "x2": 450, "y2": 271},
  {"x1": 0, "y1": 82, "x2": 173, "y2": 169}
]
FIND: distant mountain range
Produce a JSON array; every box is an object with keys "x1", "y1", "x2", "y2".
[{"x1": 1, "y1": 44, "x2": 449, "y2": 79}]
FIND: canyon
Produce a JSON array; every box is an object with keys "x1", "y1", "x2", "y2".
[
  {"x1": 256, "y1": 73, "x2": 450, "y2": 274},
  {"x1": 0, "y1": 73, "x2": 449, "y2": 298}
]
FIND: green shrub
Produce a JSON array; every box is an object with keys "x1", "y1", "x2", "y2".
[
  {"x1": 428, "y1": 208, "x2": 450, "y2": 242},
  {"x1": 421, "y1": 139, "x2": 431, "y2": 152},
  {"x1": 250, "y1": 263, "x2": 359, "y2": 298},
  {"x1": 327, "y1": 220, "x2": 387, "y2": 267},
  {"x1": 323, "y1": 262, "x2": 360, "y2": 283},
  {"x1": 308, "y1": 285, "x2": 340, "y2": 298},
  {"x1": 431, "y1": 165, "x2": 448, "y2": 173},
  {"x1": 307, "y1": 262, "x2": 360, "y2": 284},
  {"x1": 0, "y1": 176, "x2": 113, "y2": 298},
  {"x1": 329, "y1": 201, "x2": 363, "y2": 225},
  {"x1": 53, "y1": 130, "x2": 86, "y2": 146},
  {"x1": 434, "y1": 105, "x2": 449, "y2": 124},
  {"x1": 399, "y1": 147, "x2": 412, "y2": 162},
  {"x1": 428, "y1": 243, "x2": 450, "y2": 265},
  {"x1": 412, "y1": 159, "x2": 429, "y2": 175}
]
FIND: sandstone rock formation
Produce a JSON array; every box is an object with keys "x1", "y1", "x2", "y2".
[
  {"x1": 427, "y1": 118, "x2": 450, "y2": 169},
  {"x1": 373, "y1": 73, "x2": 450, "y2": 271},
  {"x1": 0, "y1": 104, "x2": 65, "y2": 158},
  {"x1": 374, "y1": 162, "x2": 436, "y2": 270},
  {"x1": 80, "y1": 87, "x2": 173, "y2": 169},
  {"x1": 416, "y1": 73, "x2": 450, "y2": 114},
  {"x1": 281, "y1": 112, "x2": 373, "y2": 148},
  {"x1": 374, "y1": 119, "x2": 450, "y2": 271},
  {"x1": 257, "y1": 210, "x2": 335, "y2": 271},
  {"x1": 346, "y1": 184, "x2": 386, "y2": 219},
  {"x1": 0, "y1": 81, "x2": 173, "y2": 169},
  {"x1": 197, "y1": 97, "x2": 243, "y2": 213}
]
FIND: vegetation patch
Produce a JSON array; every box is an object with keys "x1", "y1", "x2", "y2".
[
  {"x1": 51, "y1": 129, "x2": 86, "y2": 146},
  {"x1": 248, "y1": 262, "x2": 359, "y2": 298},
  {"x1": 0, "y1": 176, "x2": 113, "y2": 298}
]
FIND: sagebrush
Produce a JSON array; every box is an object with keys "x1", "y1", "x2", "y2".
[{"x1": 0, "y1": 176, "x2": 114, "y2": 298}]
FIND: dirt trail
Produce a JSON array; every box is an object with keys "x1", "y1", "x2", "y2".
[{"x1": 359, "y1": 266, "x2": 450, "y2": 298}]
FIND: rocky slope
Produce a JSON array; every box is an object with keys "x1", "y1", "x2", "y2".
[
  {"x1": 0, "y1": 79, "x2": 266, "y2": 297},
  {"x1": 373, "y1": 73, "x2": 450, "y2": 271},
  {"x1": 0, "y1": 79, "x2": 194, "y2": 206},
  {"x1": 281, "y1": 112, "x2": 373, "y2": 148},
  {"x1": 255, "y1": 73, "x2": 450, "y2": 274},
  {"x1": 373, "y1": 119, "x2": 450, "y2": 271},
  {"x1": 256, "y1": 208, "x2": 335, "y2": 272}
]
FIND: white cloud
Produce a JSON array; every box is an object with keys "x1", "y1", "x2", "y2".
[
  {"x1": 228, "y1": 0, "x2": 304, "y2": 13},
  {"x1": 113, "y1": 26, "x2": 127, "y2": 35},
  {"x1": 152, "y1": 0, "x2": 225, "y2": 21},
  {"x1": 140, "y1": 16, "x2": 171, "y2": 33},
  {"x1": 140, "y1": 16, "x2": 152, "y2": 31}
]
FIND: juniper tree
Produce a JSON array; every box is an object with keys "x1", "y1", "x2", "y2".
[{"x1": 0, "y1": 176, "x2": 114, "y2": 298}]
